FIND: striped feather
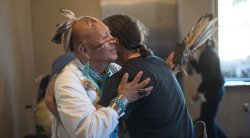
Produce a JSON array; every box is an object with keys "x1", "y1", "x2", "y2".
[{"x1": 59, "y1": 9, "x2": 76, "y2": 20}]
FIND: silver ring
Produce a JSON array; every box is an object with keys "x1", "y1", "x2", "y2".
[{"x1": 138, "y1": 89, "x2": 147, "y2": 96}]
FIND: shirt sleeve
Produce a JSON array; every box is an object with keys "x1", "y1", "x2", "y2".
[
  {"x1": 198, "y1": 49, "x2": 219, "y2": 92},
  {"x1": 55, "y1": 70, "x2": 119, "y2": 138},
  {"x1": 190, "y1": 59, "x2": 201, "y2": 73}
]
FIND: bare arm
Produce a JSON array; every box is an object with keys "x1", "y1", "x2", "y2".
[{"x1": 44, "y1": 75, "x2": 62, "y2": 123}]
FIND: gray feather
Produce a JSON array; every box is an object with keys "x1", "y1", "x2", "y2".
[{"x1": 59, "y1": 9, "x2": 76, "y2": 20}]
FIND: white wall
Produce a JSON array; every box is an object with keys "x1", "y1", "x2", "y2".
[
  {"x1": 0, "y1": 0, "x2": 35, "y2": 137},
  {"x1": 31, "y1": 0, "x2": 101, "y2": 77}
]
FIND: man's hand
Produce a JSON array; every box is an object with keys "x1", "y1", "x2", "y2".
[
  {"x1": 118, "y1": 71, "x2": 153, "y2": 103},
  {"x1": 45, "y1": 75, "x2": 61, "y2": 123}
]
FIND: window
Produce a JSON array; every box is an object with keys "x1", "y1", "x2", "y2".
[{"x1": 218, "y1": 0, "x2": 250, "y2": 83}]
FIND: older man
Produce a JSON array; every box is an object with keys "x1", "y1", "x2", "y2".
[{"x1": 46, "y1": 9, "x2": 153, "y2": 138}]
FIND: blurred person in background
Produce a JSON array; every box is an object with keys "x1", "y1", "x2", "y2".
[{"x1": 190, "y1": 39, "x2": 227, "y2": 138}]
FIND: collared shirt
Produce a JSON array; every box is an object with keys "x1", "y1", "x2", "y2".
[{"x1": 51, "y1": 59, "x2": 121, "y2": 138}]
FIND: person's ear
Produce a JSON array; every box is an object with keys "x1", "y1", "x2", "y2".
[
  {"x1": 79, "y1": 44, "x2": 87, "y2": 54},
  {"x1": 78, "y1": 44, "x2": 90, "y2": 60}
]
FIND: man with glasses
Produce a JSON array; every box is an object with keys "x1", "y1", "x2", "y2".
[{"x1": 47, "y1": 10, "x2": 153, "y2": 138}]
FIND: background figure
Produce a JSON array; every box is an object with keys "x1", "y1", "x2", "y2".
[
  {"x1": 33, "y1": 74, "x2": 51, "y2": 138},
  {"x1": 50, "y1": 53, "x2": 75, "y2": 77},
  {"x1": 33, "y1": 53, "x2": 75, "y2": 138},
  {"x1": 191, "y1": 39, "x2": 227, "y2": 138}
]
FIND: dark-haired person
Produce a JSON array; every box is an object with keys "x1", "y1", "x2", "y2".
[
  {"x1": 98, "y1": 14, "x2": 195, "y2": 138},
  {"x1": 191, "y1": 39, "x2": 227, "y2": 138}
]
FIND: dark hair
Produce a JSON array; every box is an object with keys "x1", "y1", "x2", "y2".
[
  {"x1": 103, "y1": 14, "x2": 153, "y2": 57},
  {"x1": 37, "y1": 74, "x2": 50, "y2": 103},
  {"x1": 138, "y1": 44, "x2": 154, "y2": 58}
]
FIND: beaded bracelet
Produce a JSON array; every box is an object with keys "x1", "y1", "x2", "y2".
[
  {"x1": 109, "y1": 94, "x2": 128, "y2": 116},
  {"x1": 111, "y1": 98, "x2": 126, "y2": 112}
]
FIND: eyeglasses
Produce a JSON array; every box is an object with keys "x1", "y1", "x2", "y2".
[{"x1": 91, "y1": 37, "x2": 117, "y2": 50}]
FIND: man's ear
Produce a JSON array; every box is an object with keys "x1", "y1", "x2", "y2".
[
  {"x1": 79, "y1": 44, "x2": 87, "y2": 54},
  {"x1": 78, "y1": 44, "x2": 90, "y2": 60}
]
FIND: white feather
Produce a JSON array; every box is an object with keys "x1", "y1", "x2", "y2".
[
  {"x1": 193, "y1": 27, "x2": 218, "y2": 51},
  {"x1": 59, "y1": 9, "x2": 76, "y2": 20},
  {"x1": 192, "y1": 18, "x2": 218, "y2": 50}
]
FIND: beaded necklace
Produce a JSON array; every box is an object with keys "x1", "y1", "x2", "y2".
[
  {"x1": 89, "y1": 67, "x2": 109, "y2": 82},
  {"x1": 82, "y1": 62, "x2": 112, "y2": 97}
]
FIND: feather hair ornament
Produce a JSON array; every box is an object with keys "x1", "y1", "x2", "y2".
[
  {"x1": 172, "y1": 13, "x2": 218, "y2": 75},
  {"x1": 51, "y1": 9, "x2": 77, "y2": 52}
]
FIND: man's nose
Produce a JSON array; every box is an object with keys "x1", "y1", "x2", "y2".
[{"x1": 108, "y1": 37, "x2": 117, "y2": 46}]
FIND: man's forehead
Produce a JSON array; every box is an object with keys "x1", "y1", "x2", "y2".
[
  {"x1": 88, "y1": 22, "x2": 110, "y2": 41},
  {"x1": 74, "y1": 18, "x2": 110, "y2": 43}
]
